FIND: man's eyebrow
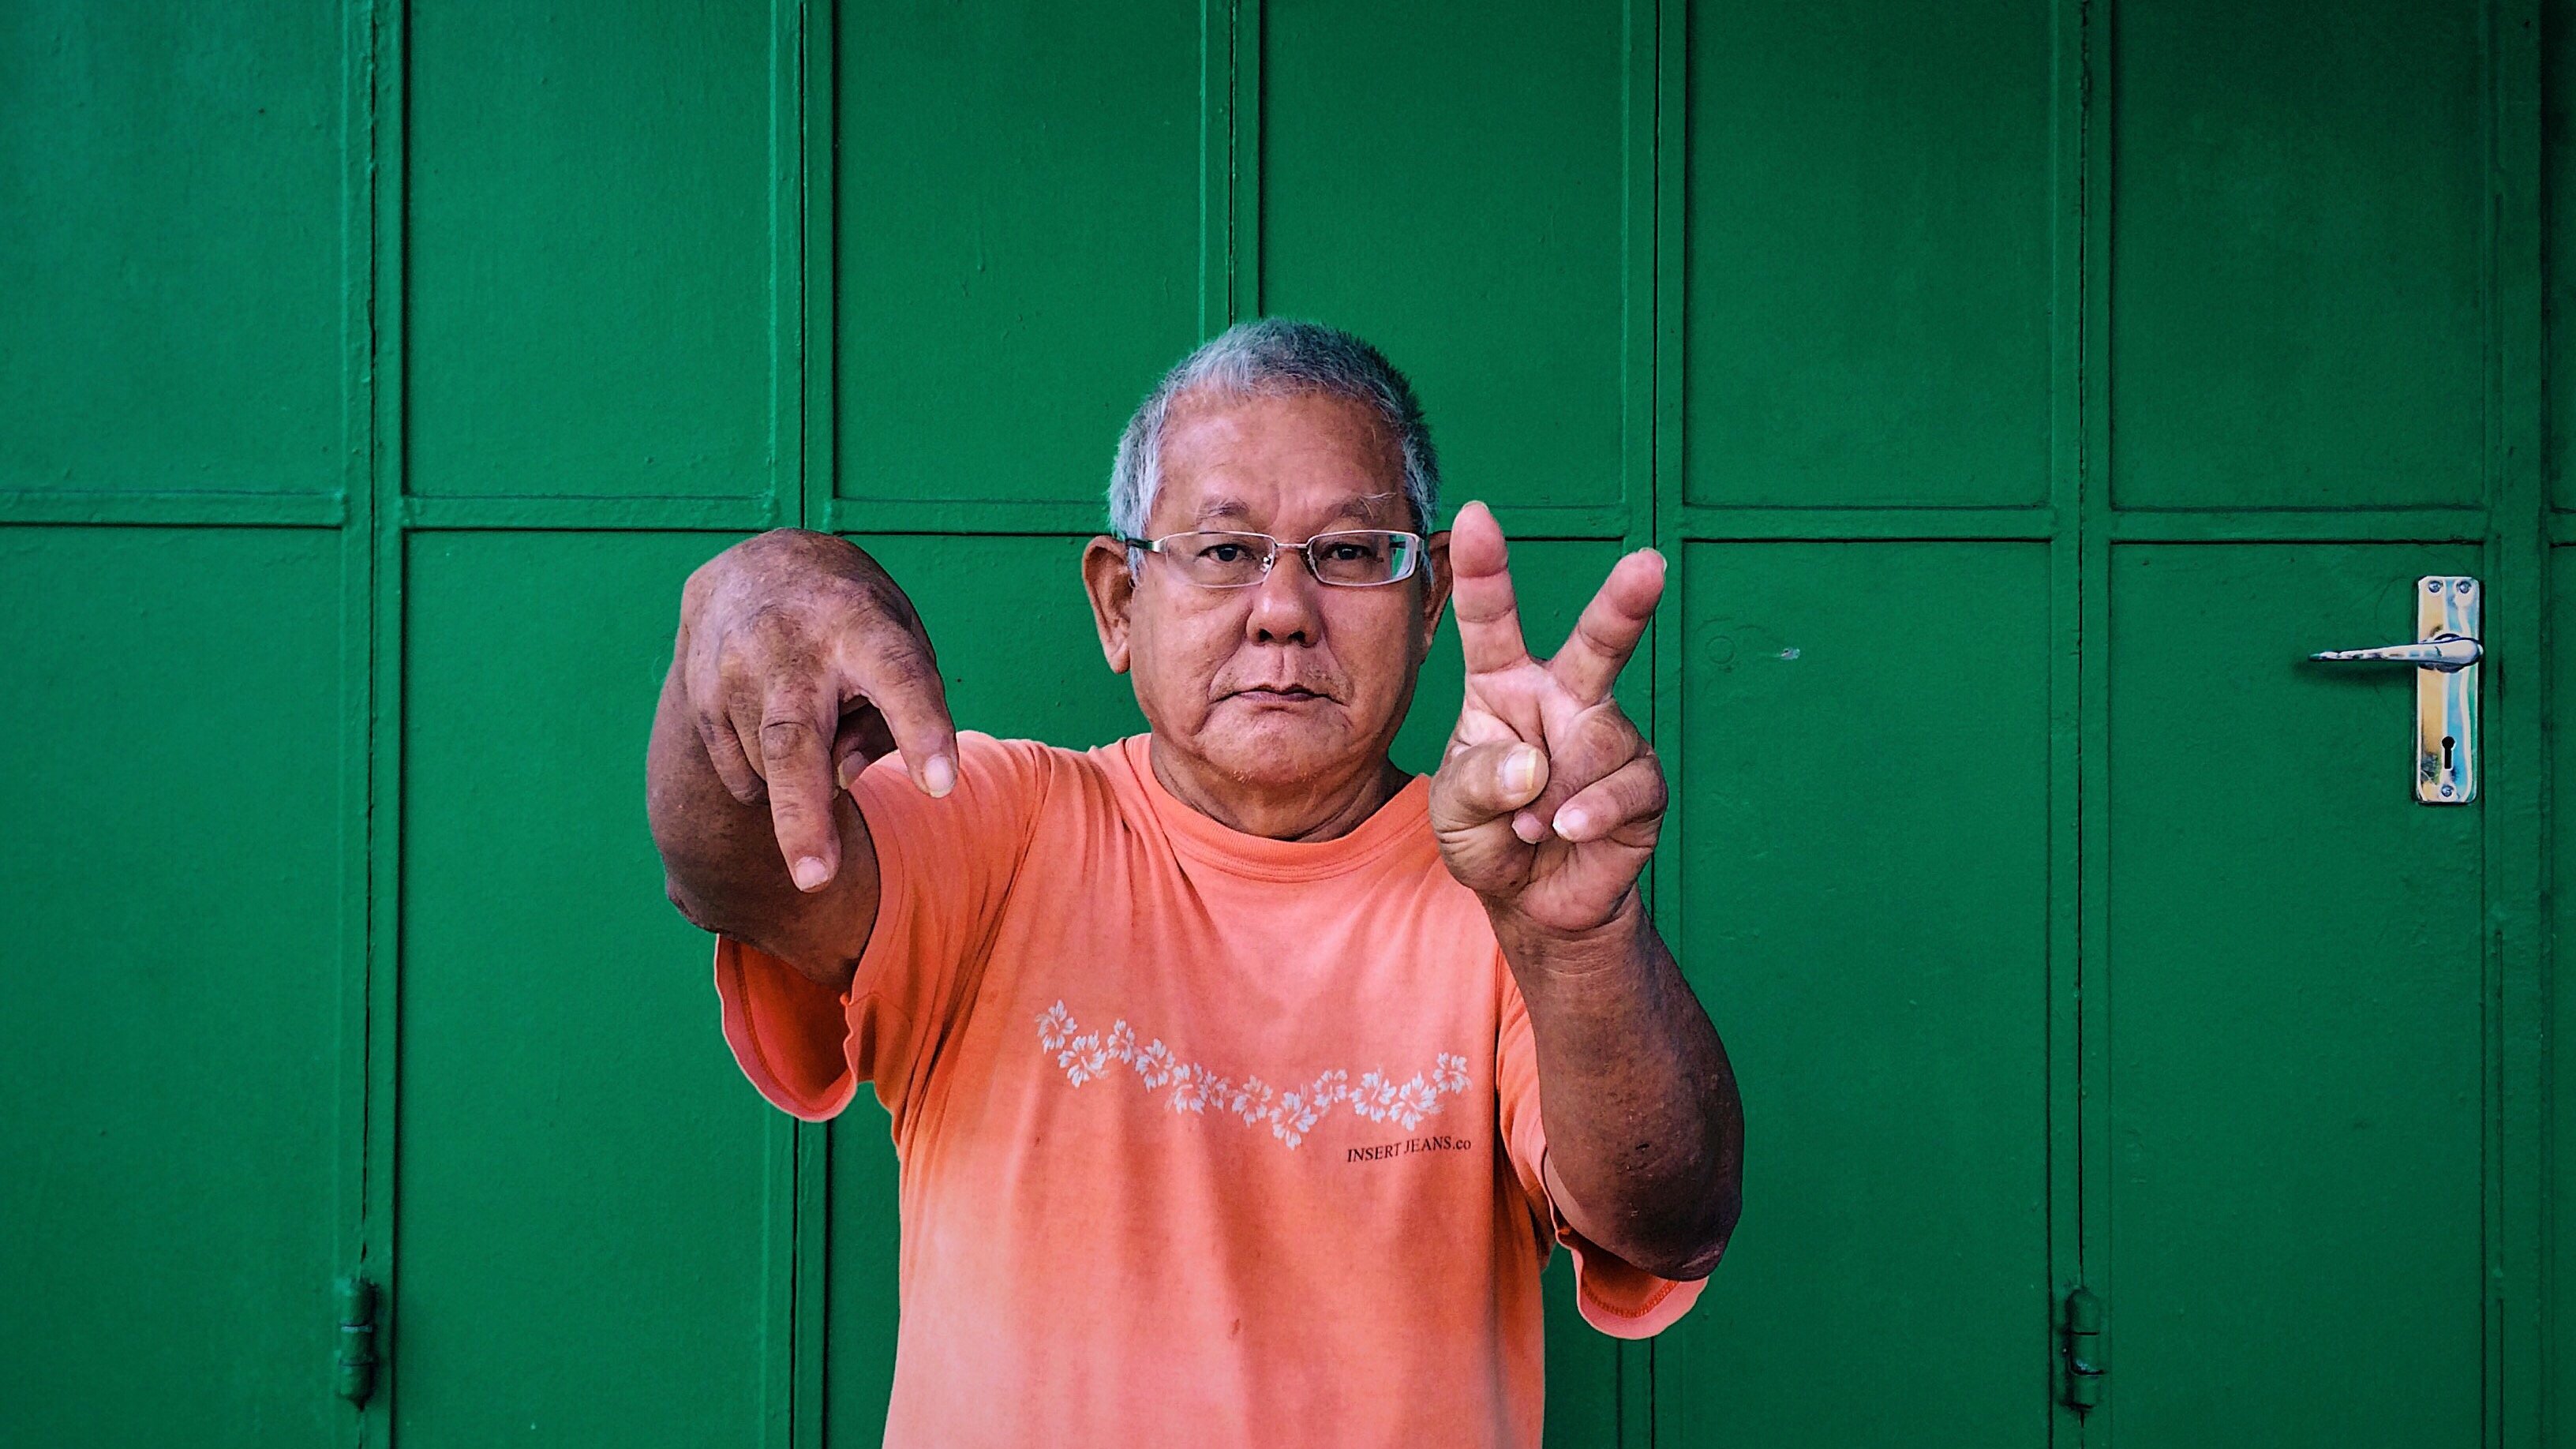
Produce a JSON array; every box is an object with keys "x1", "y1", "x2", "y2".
[
  {"x1": 1339, "y1": 490, "x2": 1405, "y2": 522},
  {"x1": 1190, "y1": 489, "x2": 1407, "y2": 527}
]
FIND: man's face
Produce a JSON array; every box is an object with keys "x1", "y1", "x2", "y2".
[{"x1": 1083, "y1": 388, "x2": 1452, "y2": 795}]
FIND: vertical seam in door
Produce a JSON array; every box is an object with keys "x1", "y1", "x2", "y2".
[
  {"x1": 2484, "y1": 0, "x2": 2549, "y2": 1443},
  {"x1": 1642, "y1": 0, "x2": 1686, "y2": 1443}
]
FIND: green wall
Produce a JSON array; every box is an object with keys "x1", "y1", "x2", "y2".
[{"x1": 3, "y1": 2, "x2": 2572, "y2": 1446}]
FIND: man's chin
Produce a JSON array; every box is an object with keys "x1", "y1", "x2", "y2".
[{"x1": 1197, "y1": 706, "x2": 1370, "y2": 785}]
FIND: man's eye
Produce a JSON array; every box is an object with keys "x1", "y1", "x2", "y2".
[
  {"x1": 1326, "y1": 542, "x2": 1381, "y2": 563},
  {"x1": 1201, "y1": 544, "x2": 1248, "y2": 564}
]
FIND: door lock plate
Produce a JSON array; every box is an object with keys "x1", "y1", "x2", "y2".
[
  {"x1": 2412, "y1": 576, "x2": 2478, "y2": 804},
  {"x1": 2308, "y1": 576, "x2": 2479, "y2": 804}
]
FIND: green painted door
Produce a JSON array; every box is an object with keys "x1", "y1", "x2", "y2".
[
  {"x1": 4, "y1": 1, "x2": 2569, "y2": 1447},
  {"x1": 1654, "y1": 0, "x2": 2537, "y2": 1446}
]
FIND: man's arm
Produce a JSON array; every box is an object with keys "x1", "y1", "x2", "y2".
[
  {"x1": 1428, "y1": 503, "x2": 1743, "y2": 1282},
  {"x1": 646, "y1": 529, "x2": 959, "y2": 990},
  {"x1": 1493, "y1": 899, "x2": 1741, "y2": 1282}
]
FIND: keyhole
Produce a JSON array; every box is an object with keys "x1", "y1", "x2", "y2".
[{"x1": 2442, "y1": 735, "x2": 2457, "y2": 772}]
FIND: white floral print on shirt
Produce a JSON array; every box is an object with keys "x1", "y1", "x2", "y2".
[{"x1": 1033, "y1": 1001, "x2": 1471, "y2": 1151}]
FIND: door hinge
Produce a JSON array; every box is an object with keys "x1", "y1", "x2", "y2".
[
  {"x1": 336, "y1": 1275, "x2": 379, "y2": 1406},
  {"x1": 2061, "y1": 1285, "x2": 2104, "y2": 1410}
]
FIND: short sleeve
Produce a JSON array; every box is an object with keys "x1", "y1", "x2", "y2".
[
  {"x1": 712, "y1": 732, "x2": 1056, "y2": 1131},
  {"x1": 1496, "y1": 964, "x2": 1709, "y2": 1340}
]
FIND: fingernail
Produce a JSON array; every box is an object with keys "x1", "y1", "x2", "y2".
[
  {"x1": 837, "y1": 755, "x2": 864, "y2": 792},
  {"x1": 1512, "y1": 811, "x2": 1548, "y2": 844},
  {"x1": 1503, "y1": 746, "x2": 1541, "y2": 797},
  {"x1": 923, "y1": 754, "x2": 956, "y2": 799},
  {"x1": 1554, "y1": 807, "x2": 1589, "y2": 839},
  {"x1": 792, "y1": 856, "x2": 830, "y2": 891}
]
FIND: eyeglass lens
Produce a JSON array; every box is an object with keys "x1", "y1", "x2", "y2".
[{"x1": 1163, "y1": 530, "x2": 1417, "y2": 588}]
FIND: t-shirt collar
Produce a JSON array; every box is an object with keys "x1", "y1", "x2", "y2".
[{"x1": 1118, "y1": 733, "x2": 1436, "y2": 882}]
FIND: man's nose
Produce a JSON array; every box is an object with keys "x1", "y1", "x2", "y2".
[{"x1": 1245, "y1": 545, "x2": 1324, "y2": 645}]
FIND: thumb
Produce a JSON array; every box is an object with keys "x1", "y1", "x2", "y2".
[{"x1": 1429, "y1": 739, "x2": 1550, "y2": 835}]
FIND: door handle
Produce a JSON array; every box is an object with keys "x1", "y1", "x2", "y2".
[
  {"x1": 2305, "y1": 575, "x2": 2480, "y2": 804},
  {"x1": 2308, "y1": 634, "x2": 2481, "y2": 670}
]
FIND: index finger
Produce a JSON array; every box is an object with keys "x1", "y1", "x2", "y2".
[
  {"x1": 838, "y1": 631, "x2": 960, "y2": 799},
  {"x1": 1447, "y1": 500, "x2": 1531, "y2": 675},
  {"x1": 1548, "y1": 548, "x2": 1665, "y2": 703}
]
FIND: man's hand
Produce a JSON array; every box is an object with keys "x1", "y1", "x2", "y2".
[
  {"x1": 1425, "y1": 505, "x2": 1737, "y2": 1282},
  {"x1": 673, "y1": 529, "x2": 958, "y2": 892},
  {"x1": 1429, "y1": 502, "x2": 1665, "y2": 936}
]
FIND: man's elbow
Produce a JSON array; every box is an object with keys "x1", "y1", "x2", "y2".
[
  {"x1": 1660, "y1": 1186, "x2": 1740, "y2": 1282},
  {"x1": 665, "y1": 872, "x2": 722, "y2": 936}
]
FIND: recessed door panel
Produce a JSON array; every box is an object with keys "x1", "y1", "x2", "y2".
[
  {"x1": 2552, "y1": 547, "x2": 2576, "y2": 1427},
  {"x1": 836, "y1": 0, "x2": 1203, "y2": 512},
  {"x1": 1657, "y1": 541, "x2": 2054, "y2": 1448},
  {"x1": 2108, "y1": 0, "x2": 2485, "y2": 510},
  {"x1": 1264, "y1": 0, "x2": 1632, "y2": 515},
  {"x1": 1683, "y1": 0, "x2": 2052, "y2": 508},
  {"x1": 0, "y1": 3, "x2": 344, "y2": 494},
  {"x1": 0, "y1": 529, "x2": 344, "y2": 1445},
  {"x1": 2104, "y1": 545, "x2": 2484, "y2": 1447},
  {"x1": 398, "y1": 531, "x2": 776, "y2": 1443},
  {"x1": 407, "y1": 1, "x2": 778, "y2": 499}
]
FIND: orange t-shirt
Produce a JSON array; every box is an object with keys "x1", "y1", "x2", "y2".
[{"x1": 714, "y1": 732, "x2": 1702, "y2": 1447}]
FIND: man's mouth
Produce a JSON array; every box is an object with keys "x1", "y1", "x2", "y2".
[{"x1": 1229, "y1": 685, "x2": 1331, "y2": 702}]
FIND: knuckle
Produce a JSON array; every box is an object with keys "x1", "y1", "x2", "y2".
[
  {"x1": 863, "y1": 645, "x2": 947, "y2": 713},
  {"x1": 807, "y1": 572, "x2": 924, "y2": 638},
  {"x1": 757, "y1": 717, "x2": 823, "y2": 760},
  {"x1": 1580, "y1": 719, "x2": 1642, "y2": 771},
  {"x1": 1575, "y1": 615, "x2": 1625, "y2": 651},
  {"x1": 1632, "y1": 769, "x2": 1669, "y2": 815},
  {"x1": 740, "y1": 602, "x2": 823, "y2": 662}
]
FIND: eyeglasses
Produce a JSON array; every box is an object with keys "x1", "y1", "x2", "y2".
[{"x1": 1118, "y1": 529, "x2": 1426, "y2": 590}]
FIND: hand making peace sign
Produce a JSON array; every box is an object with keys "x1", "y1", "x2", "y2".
[{"x1": 1428, "y1": 501, "x2": 1668, "y2": 936}]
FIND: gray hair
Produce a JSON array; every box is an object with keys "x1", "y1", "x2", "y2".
[{"x1": 1107, "y1": 318, "x2": 1440, "y2": 540}]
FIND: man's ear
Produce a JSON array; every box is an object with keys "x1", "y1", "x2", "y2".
[
  {"x1": 1419, "y1": 530, "x2": 1455, "y2": 654},
  {"x1": 1080, "y1": 536, "x2": 1138, "y2": 674}
]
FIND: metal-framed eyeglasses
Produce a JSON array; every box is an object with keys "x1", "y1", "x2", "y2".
[{"x1": 1117, "y1": 529, "x2": 1426, "y2": 590}]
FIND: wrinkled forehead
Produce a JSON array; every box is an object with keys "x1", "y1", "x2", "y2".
[{"x1": 1149, "y1": 388, "x2": 1412, "y2": 534}]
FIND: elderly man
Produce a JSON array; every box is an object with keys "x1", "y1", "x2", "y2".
[{"x1": 647, "y1": 320, "x2": 1743, "y2": 1447}]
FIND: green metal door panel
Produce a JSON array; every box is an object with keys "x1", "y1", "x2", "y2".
[
  {"x1": 397, "y1": 531, "x2": 776, "y2": 1443},
  {"x1": 1656, "y1": 542, "x2": 2054, "y2": 1447},
  {"x1": 2104, "y1": 545, "x2": 2483, "y2": 1447},
  {"x1": 2107, "y1": 0, "x2": 2485, "y2": 511},
  {"x1": 0, "y1": 528, "x2": 344, "y2": 1445},
  {"x1": 2554, "y1": 546, "x2": 2576, "y2": 1440},
  {"x1": 2552, "y1": 0, "x2": 2576, "y2": 515},
  {"x1": 826, "y1": 1102, "x2": 902, "y2": 1449},
  {"x1": 0, "y1": 3, "x2": 343, "y2": 495},
  {"x1": 406, "y1": 2, "x2": 778, "y2": 499},
  {"x1": 2555, "y1": 0, "x2": 2576, "y2": 518},
  {"x1": 1680, "y1": 0, "x2": 2050, "y2": 509},
  {"x1": 833, "y1": 0, "x2": 1204, "y2": 516},
  {"x1": 1534, "y1": 1257, "x2": 1621, "y2": 1449},
  {"x1": 1260, "y1": 0, "x2": 1632, "y2": 515}
]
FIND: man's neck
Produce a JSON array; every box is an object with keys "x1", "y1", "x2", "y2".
[{"x1": 1146, "y1": 736, "x2": 1410, "y2": 842}]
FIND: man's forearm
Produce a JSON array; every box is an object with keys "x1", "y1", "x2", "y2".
[
  {"x1": 1493, "y1": 896, "x2": 1743, "y2": 1280},
  {"x1": 646, "y1": 663, "x2": 876, "y2": 988}
]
